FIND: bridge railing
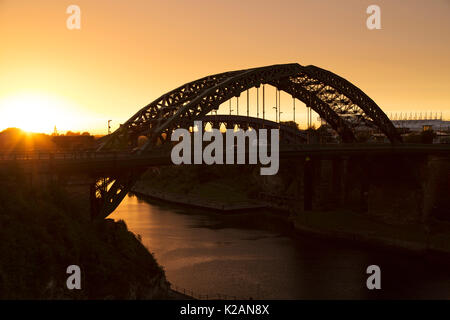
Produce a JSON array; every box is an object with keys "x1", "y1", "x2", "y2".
[
  {"x1": 0, "y1": 143, "x2": 448, "y2": 162},
  {"x1": 0, "y1": 151, "x2": 136, "y2": 161}
]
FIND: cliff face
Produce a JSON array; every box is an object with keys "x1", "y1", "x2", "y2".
[{"x1": 0, "y1": 171, "x2": 170, "y2": 299}]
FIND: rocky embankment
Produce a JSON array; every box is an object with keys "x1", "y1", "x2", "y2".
[{"x1": 0, "y1": 172, "x2": 177, "y2": 299}]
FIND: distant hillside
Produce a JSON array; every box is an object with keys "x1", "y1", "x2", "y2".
[
  {"x1": 0, "y1": 128, "x2": 56, "y2": 151},
  {"x1": 0, "y1": 128, "x2": 97, "y2": 152}
]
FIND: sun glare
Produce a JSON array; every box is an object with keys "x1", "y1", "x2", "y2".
[{"x1": 0, "y1": 92, "x2": 80, "y2": 134}]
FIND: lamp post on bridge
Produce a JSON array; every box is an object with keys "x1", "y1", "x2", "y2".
[
  {"x1": 274, "y1": 87, "x2": 278, "y2": 122},
  {"x1": 257, "y1": 87, "x2": 259, "y2": 118},
  {"x1": 262, "y1": 85, "x2": 265, "y2": 120},
  {"x1": 293, "y1": 96, "x2": 296, "y2": 123},
  {"x1": 247, "y1": 89, "x2": 249, "y2": 117},
  {"x1": 278, "y1": 89, "x2": 281, "y2": 123}
]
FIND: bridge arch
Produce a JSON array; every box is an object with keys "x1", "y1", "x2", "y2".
[
  {"x1": 94, "y1": 63, "x2": 402, "y2": 219},
  {"x1": 100, "y1": 63, "x2": 401, "y2": 151}
]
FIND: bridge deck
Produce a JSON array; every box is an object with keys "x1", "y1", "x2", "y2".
[{"x1": 0, "y1": 144, "x2": 448, "y2": 175}]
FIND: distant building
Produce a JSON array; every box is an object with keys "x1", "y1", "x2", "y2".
[
  {"x1": 317, "y1": 114, "x2": 450, "y2": 143},
  {"x1": 389, "y1": 115, "x2": 450, "y2": 143},
  {"x1": 391, "y1": 119, "x2": 450, "y2": 132}
]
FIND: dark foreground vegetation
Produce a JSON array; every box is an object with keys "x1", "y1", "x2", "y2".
[{"x1": 0, "y1": 170, "x2": 170, "y2": 299}]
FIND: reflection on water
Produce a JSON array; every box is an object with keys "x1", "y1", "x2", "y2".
[{"x1": 111, "y1": 195, "x2": 450, "y2": 299}]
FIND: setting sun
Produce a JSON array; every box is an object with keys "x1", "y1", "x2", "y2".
[{"x1": 0, "y1": 92, "x2": 81, "y2": 133}]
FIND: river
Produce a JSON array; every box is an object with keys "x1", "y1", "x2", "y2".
[{"x1": 110, "y1": 194, "x2": 450, "y2": 299}]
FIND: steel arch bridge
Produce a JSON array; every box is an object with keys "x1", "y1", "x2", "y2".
[{"x1": 92, "y1": 63, "x2": 401, "y2": 219}]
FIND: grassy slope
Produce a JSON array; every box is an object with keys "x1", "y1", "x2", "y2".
[{"x1": 140, "y1": 165, "x2": 259, "y2": 203}]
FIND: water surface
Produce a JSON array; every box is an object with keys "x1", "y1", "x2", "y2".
[{"x1": 111, "y1": 195, "x2": 450, "y2": 299}]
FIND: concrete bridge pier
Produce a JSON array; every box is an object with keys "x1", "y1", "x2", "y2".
[
  {"x1": 339, "y1": 156, "x2": 370, "y2": 213},
  {"x1": 421, "y1": 155, "x2": 450, "y2": 222},
  {"x1": 292, "y1": 153, "x2": 449, "y2": 226},
  {"x1": 310, "y1": 158, "x2": 345, "y2": 211},
  {"x1": 298, "y1": 156, "x2": 359, "y2": 213},
  {"x1": 366, "y1": 156, "x2": 428, "y2": 224},
  {"x1": 333, "y1": 156, "x2": 348, "y2": 208},
  {"x1": 292, "y1": 158, "x2": 305, "y2": 215},
  {"x1": 293, "y1": 157, "x2": 345, "y2": 218}
]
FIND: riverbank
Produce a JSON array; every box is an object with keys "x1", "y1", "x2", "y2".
[
  {"x1": 291, "y1": 210, "x2": 450, "y2": 256},
  {"x1": 133, "y1": 182, "x2": 267, "y2": 212}
]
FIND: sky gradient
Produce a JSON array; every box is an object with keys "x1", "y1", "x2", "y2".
[{"x1": 1, "y1": 0, "x2": 449, "y2": 134}]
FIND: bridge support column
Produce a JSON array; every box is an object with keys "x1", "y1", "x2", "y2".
[
  {"x1": 422, "y1": 155, "x2": 450, "y2": 222},
  {"x1": 292, "y1": 158, "x2": 305, "y2": 215},
  {"x1": 311, "y1": 158, "x2": 342, "y2": 211},
  {"x1": 303, "y1": 157, "x2": 314, "y2": 211},
  {"x1": 366, "y1": 156, "x2": 423, "y2": 224},
  {"x1": 340, "y1": 156, "x2": 369, "y2": 213},
  {"x1": 333, "y1": 156, "x2": 347, "y2": 207},
  {"x1": 301, "y1": 156, "x2": 358, "y2": 213}
]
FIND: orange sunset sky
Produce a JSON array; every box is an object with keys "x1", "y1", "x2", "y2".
[{"x1": 0, "y1": 0, "x2": 449, "y2": 134}]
